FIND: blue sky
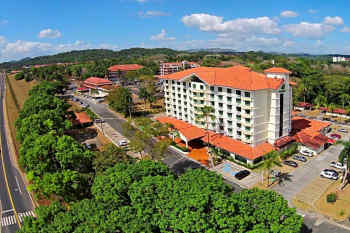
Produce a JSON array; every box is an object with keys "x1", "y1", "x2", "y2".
[{"x1": 1, "y1": 0, "x2": 350, "y2": 62}]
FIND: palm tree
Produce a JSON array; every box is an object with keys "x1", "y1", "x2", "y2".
[
  {"x1": 196, "y1": 106, "x2": 216, "y2": 167},
  {"x1": 261, "y1": 151, "x2": 282, "y2": 187},
  {"x1": 314, "y1": 95, "x2": 327, "y2": 109},
  {"x1": 339, "y1": 141, "x2": 350, "y2": 190},
  {"x1": 339, "y1": 93, "x2": 350, "y2": 109},
  {"x1": 300, "y1": 78, "x2": 312, "y2": 103}
]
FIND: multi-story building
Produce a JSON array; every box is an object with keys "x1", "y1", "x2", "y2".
[
  {"x1": 108, "y1": 64, "x2": 144, "y2": 84},
  {"x1": 160, "y1": 61, "x2": 200, "y2": 76},
  {"x1": 158, "y1": 65, "x2": 293, "y2": 164}
]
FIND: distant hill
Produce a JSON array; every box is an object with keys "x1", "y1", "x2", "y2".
[
  {"x1": 187, "y1": 48, "x2": 237, "y2": 53},
  {"x1": 0, "y1": 48, "x2": 181, "y2": 70}
]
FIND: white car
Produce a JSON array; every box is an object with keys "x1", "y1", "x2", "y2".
[
  {"x1": 118, "y1": 139, "x2": 129, "y2": 147},
  {"x1": 330, "y1": 161, "x2": 346, "y2": 170},
  {"x1": 320, "y1": 170, "x2": 339, "y2": 180},
  {"x1": 300, "y1": 150, "x2": 314, "y2": 157}
]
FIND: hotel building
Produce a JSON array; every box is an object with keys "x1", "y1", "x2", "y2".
[
  {"x1": 158, "y1": 65, "x2": 293, "y2": 164},
  {"x1": 160, "y1": 61, "x2": 200, "y2": 76}
]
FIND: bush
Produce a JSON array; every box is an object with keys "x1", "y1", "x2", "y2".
[{"x1": 327, "y1": 193, "x2": 337, "y2": 203}]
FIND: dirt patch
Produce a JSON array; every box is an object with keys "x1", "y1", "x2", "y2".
[
  {"x1": 5, "y1": 76, "x2": 37, "y2": 156},
  {"x1": 314, "y1": 180, "x2": 350, "y2": 221}
]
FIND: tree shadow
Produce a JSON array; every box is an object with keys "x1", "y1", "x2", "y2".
[
  {"x1": 275, "y1": 172, "x2": 293, "y2": 186},
  {"x1": 300, "y1": 223, "x2": 313, "y2": 233}
]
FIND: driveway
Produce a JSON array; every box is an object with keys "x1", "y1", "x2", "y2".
[{"x1": 272, "y1": 143, "x2": 344, "y2": 204}]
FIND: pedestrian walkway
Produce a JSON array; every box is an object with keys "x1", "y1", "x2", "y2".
[{"x1": 1, "y1": 211, "x2": 35, "y2": 227}]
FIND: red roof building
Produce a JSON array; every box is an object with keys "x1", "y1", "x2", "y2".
[
  {"x1": 264, "y1": 67, "x2": 292, "y2": 74},
  {"x1": 108, "y1": 64, "x2": 144, "y2": 72},
  {"x1": 160, "y1": 65, "x2": 285, "y2": 91},
  {"x1": 333, "y1": 108, "x2": 347, "y2": 115},
  {"x1": 73, "y1": 112, "x2": 92, "y2": 125}
]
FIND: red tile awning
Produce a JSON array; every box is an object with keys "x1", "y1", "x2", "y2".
[
  {"x1": 297, "y1": 102, "x2": 312, "y2": 108},
  {"x1": 274, "y1": 136, "x2": 295, "y2": 147},
  {"x1": 333, "y1": 108, "x2": 347, "y2": 114}
]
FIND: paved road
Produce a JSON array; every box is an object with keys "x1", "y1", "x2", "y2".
[
  {"x1": 0, "y1": 73, "x2": 35, "y2": 233},
  {"x1": 272, "y1": 143, "x2": 344, "y2": 204}
]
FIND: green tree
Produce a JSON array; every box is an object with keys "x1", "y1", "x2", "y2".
[
  {"x1": 340, "y1": 93, "x2": 350, "y2": 109},
  {"x1": 339, "y1": 141, "x2": 350, "y2": 190},
  {"x1": 93, "y1": 143, "x2": 133, "y2": 173},
  {"x1": 107, "y1": 87, "x2": 134, "y2": 117},
  {"x1": 261, "y1": 150, "x2": 282, "y2": 187},
  {"x1": 139, "y1": 87, "x2": 149, "y2": 109},
  {"x1": 314, "y1": 95, "x2": 327, "y2": 109},
  {"x1": 196, "y1": 106, "x2": 216, "y2": 167}
]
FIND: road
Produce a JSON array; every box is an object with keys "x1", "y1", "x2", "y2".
[{"x1": 0, "y1": 73, "x2": 35, "y2": 233}]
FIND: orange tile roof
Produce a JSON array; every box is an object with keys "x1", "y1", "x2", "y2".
[
  {"x1": 206, "y1": 132, "x2": 275, "y2": 161},
  {"x1": 160, "y1": 65, "x2": 284, "y2": 91},
  {"x1": 84, "y1": 77, "x2": 112, "y2": 86},
  {"x1": 156, "y1": 116, "x2": 206, "y2": 141},
  {"x1": 156, "y1": 116, "x2": 275, "y2": 161},
  {"x1": 108, "y1": 64, "x2": 143, "y2": 72},
  {"x1": 289, "y1": 81, "x2": 297, "y2": 86},
  {"x1": 264, "y1": 67, "x2": 292, "y2": 74},
  {"x1": 292, "y1": 117, "x2": 331, "y2": 149},
  {"x1": 74, "y1": 112, "x2": 92, "y2": 124}
]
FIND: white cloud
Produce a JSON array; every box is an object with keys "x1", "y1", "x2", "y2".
[
  {"x1": 341, "y1": 26, "x2": 350, "y2": 33},
  {"x1": 38, "y1": 28, "x2": 62, "y2": 39},
  {"x1": 0, "y1": 19, "x2": 8, "y2": 25},
  {"x1": 323, "y1": 16, "x2": 344, "y2": 25},
  {"x1": 0, "y1": 36, "x2": 6, "y2": 45},
  {"x1": 138, "y1": 10, "x2": 169, "y2": 17},
  {"x1": 308, "y1": 9, "x2": 318, "y2": 14},
  {"x1": 182, "y1": 14, "x2": 280, "y2": 35},
  {"x1": 282, "y1": 40, "x2": 295, "y2": 47},
  {"x1": 150, "y1": 29, "x2": 176, "y2": 41},
  {"x1": 284, "y1": 22, "x2": 335, "y2": 39},
  {"x1": 280, "y1": 11, "x2": 298, "y2": 18}
]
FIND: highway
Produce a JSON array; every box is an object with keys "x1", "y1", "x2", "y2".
[{"x1": 0, "y1": 73, "x2": 35, "y2": 233}]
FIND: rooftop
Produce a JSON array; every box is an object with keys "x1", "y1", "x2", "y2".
[
  {"x1": 108, "y1": 64, "x2": 143, "y2": 72},
  {"x1": 84, "y1": 77, "x2": 113, "y2": 86},
  {"x1": 264, "y1": 67, "x2": 292, "y2": 74},
  {"x1": 156, "y1": 116, "x2": 275, "y2": 161},
  {"x1": 74, "y1": 112, "x2": 92, "y2": 124},
  {"x1": 160, "y1": 65, "x2": 285, "y2": 91}
]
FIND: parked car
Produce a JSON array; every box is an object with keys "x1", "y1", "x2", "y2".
[
  {"x1": 330, "y1": 133, "x2": 341, "y2": 139},
  {"x1": 235, "y1": 170, "x2": 250, "y2": 180},
  {"x1": 293, "y1": 154, "x2": 307, "y2": 162},
  {"x1": 324, "y1": 169, "x2": 339, "y2": 175},
  {"x1": 300, "y1": 149, "x2": 314, "y2": 157},
  {"x1": 270, "y1": 170, "x2": 281, "y2": 177},
  {"x1": 118, "y1": 139, "x2": 129, "y2": 147},
  {"x1": 94, "y1": 118, "x2": 105, "y2": 123},
  {"x1": 320, "y1": 169, "x2": 339, "y2": 180},
  {"x1": 283, "y1": 160, "x2": 298, "y2": 167},
  {"x1": 338, "y1": 128, "x2": 348, "y2": 133},
  {"x1": 330, "y1": 161, "x2": 346, "y2": 170}
]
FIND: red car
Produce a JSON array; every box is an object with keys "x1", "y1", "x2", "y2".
[{"x1": 330, "y1": 133, "x2": 341, "y2": 139}]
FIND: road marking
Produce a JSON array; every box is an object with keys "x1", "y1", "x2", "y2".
[
  {"x1": 1, "y1": 211, "x2": 35, "y2": 227},
  {"x1": 0, "y1": 76, "x2": 22, "y2": 228},
  {"x1": 15, "y1": 176, "x2": 22, "y2": 194},
  {"x1": 1, "y1": 209, "x2": 14, "y2": 214}
]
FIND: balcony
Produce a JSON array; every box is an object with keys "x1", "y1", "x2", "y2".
[
  {"x1": 242, "y1": 112, "x2": 252, "y2": 118},
  {"x1": 243, "y1": 128, "x2": 252, "y2": 135},
  {"x1": 243, "y1": 120, "x2": 253, "y2": 126},
  {"x1": 242, "y1": 104, "x2": 252, "y2": 110}
]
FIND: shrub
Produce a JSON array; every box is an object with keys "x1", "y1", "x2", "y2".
[
  {"x1": 339, "y1": 209, "x2": 345, "y2": 216},
  {"x1": 326, "y1": 193, "x2": 337, "y2": 203}
]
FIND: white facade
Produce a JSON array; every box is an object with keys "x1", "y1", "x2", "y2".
[
  {"x1": 333, "y1": 56, "x2": 346, "y2": 63},
  {"x1": 160, "y1": 61, "x2": 200, "y2": 76},
  {"x1": 163, "y1": 71, "x2": 292, "y2": 146}
]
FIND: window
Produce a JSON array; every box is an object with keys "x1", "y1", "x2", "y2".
[
  {"x1": 245, "y1": 126, "x2": 251, "y2": 131},
  {"x1": 200, "y1": 85, "x2": 204, "y2": 90},
  {"x1": 227, "y1": 113, "x2": 232, "y2": 118},
  {"x1": 219, "y1": 103, "x2": 223, "y2": 108},
  {"x1": 219, "y1": 110, "x2": 223, "y2": 116},
  {"x1": 200, "y1": 100, "x2": 204, "y2": 104},
  {"x1": 219, "y1": 126, "x2": 224, "y2": 130},
  {"x1": 178, "y1": 94, "x2": 181, "y2": 98},
  {"x1": 236, "y1": 90, "x2": 241, "y2": 95},
  {"x1": 178, "y1": 88, "x2": 181, "y2": 92},
  {"x1": 219, "y1": 118, "x2": 224, "y2": 124},
  {"x1": 228, "y1": 128, "x2": 233, "y2": 133},
  {"x1": 244, "y1": 92, "x2": 250, "y2": 97},
  {"x1": 245, "y1": 118, "x2": 251, "y2": 123},
  {"x1": 236, "y1": 107, "x2": 241, "y2": 112},
  {"x1": 210, "y1": 94, "x2": 214, "y2": 99},
  {"x1": 227, "y1": 97, "x2": 232, "y2": 102},
  {"x1": 172, "y1": 87, "x2": 175, "y2": 91},
  {"x1": 281, "y1": 84, "x2": 285, "y2": 90},
  {"x1": 200, "y1": 93, "x2": 204, "y2": 97},
  {"x1": 237, "y1": 123, "x2": 241, "y2": 128},
  {"x1": 193, "y1": 100, "x2": 198, "y2": 104},
  {"x1": 227, "y1": 105, "x2": 232, "y2": 110},
  {"x1": 211, "y1": 123, "x2": 216, "y2": 127},
  {"x1": 218, "y1": 95, "x2": 223, "y2": 101},
  {"x1": 236, "y1": 98, "x2": 241, "y2": 104},
  {"x1": 183, "y1": 95, "x2": 187, "y2": 99},
  {"x1": 172, "y1": 80, "x2": 175, "y2": 84},
  {"x1": 192, "y1": 83, "x2": 196, "y2": 88},
  {"x1": 237, "y1": 131, "x2": 242, "y2": 136},
  {"x1": 245, "y1": 101, "x2": 250, "y2": 106},
  {"x1": 245, "y1": 135, "x2": 251, "y2": 140},
  {"x1": 210, "y1": 86, "x2": 214, "y2": 91},
  {"x1": 245, "y1": 109, "x2": 250, "y2": 114},
  {"x1": 236, "y1": 115, "x2": 241, "y2": 120},
  {"x1": 184, "y1": 101, "x2": 187, "y2": 105},
  {"x1": 227, "y1": 89, "x2": 232, "y2": 94},
  {"x1": 211, "y1": 101, "x2": 215, "y2": 106},
  {"x1": 227, "y1": 121, "x2": 232, "y2": 126},
  {"x1": 218, "y1": 87, "x2": 223, "y2": 92}
]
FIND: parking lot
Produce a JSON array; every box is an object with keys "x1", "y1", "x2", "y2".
[{"x1": 212, "y1": 160, "x2": 260, "y2": 188}]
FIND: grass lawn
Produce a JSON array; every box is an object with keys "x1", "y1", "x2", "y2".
[
  {"x1": 314, "y1": 180, "x2": 350, "y2": 221},
  {"x1": 5, "y1": 75, "x2": 37, "y2": 156}
]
